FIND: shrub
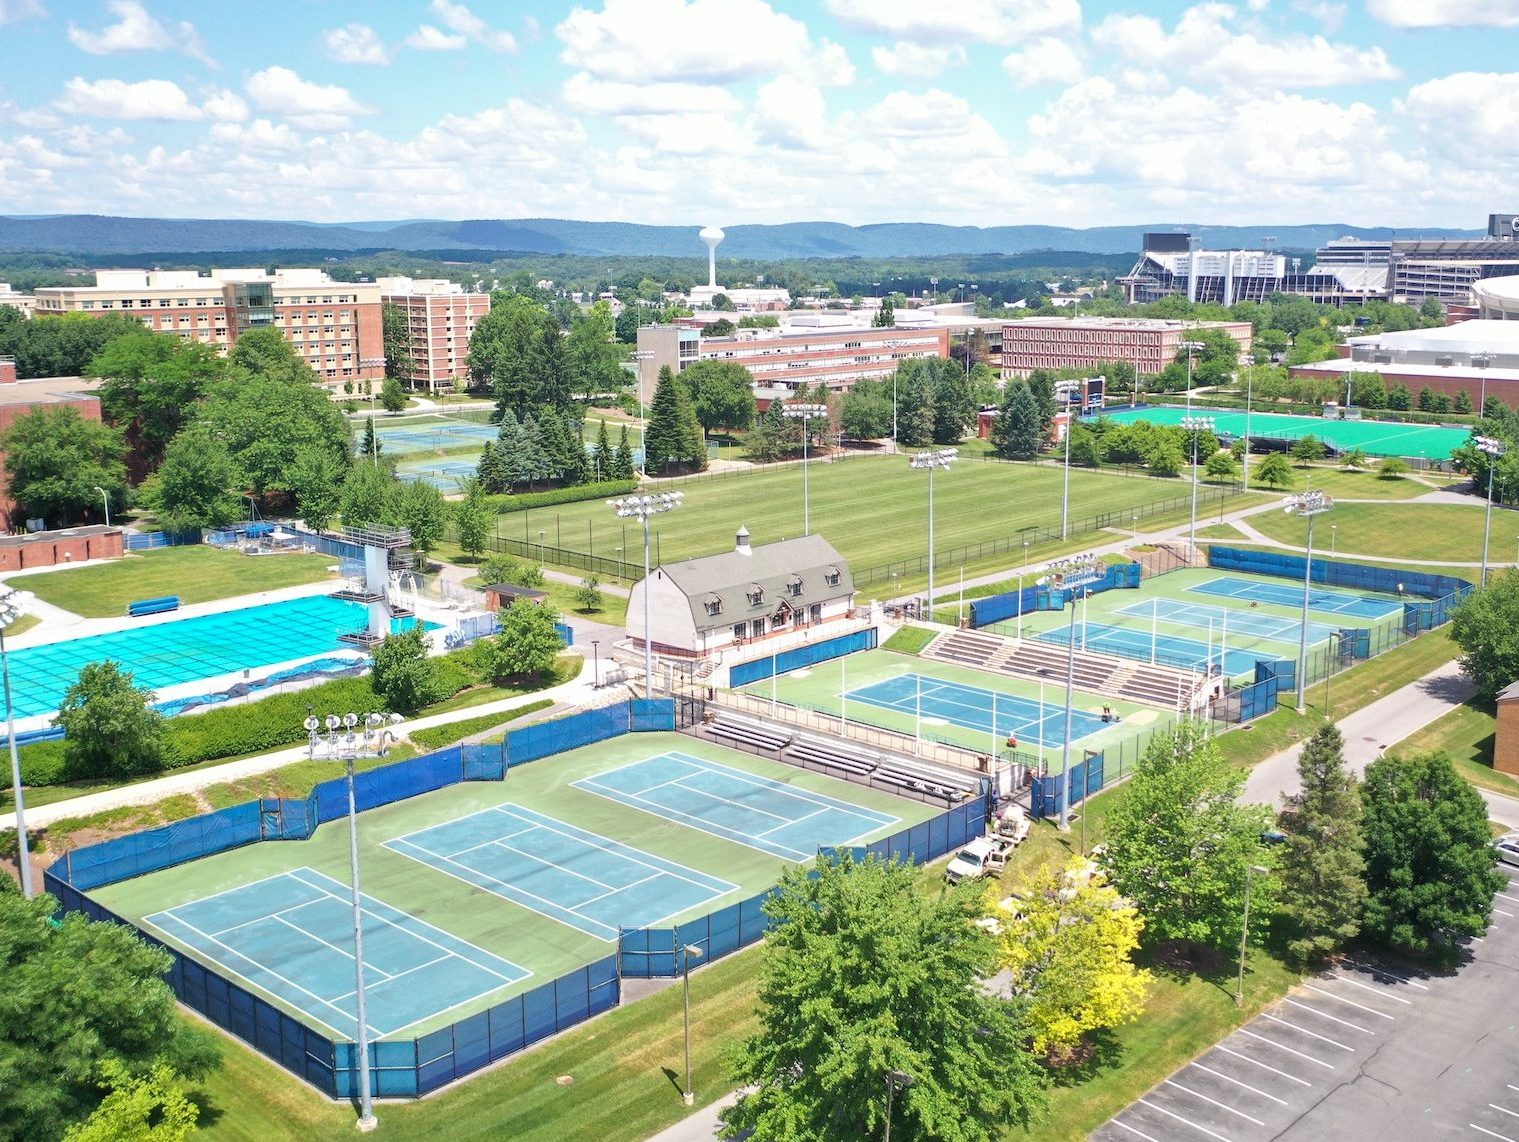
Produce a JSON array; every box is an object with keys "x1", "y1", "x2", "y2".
[{"x1": 491, "y1": 479, "x2": 637, "y2": 515}]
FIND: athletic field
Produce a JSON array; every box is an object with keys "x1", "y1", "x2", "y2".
[
  {"x1": 1093, "y1": 405, "x2": 1468, "y2": 460},
  {"x1": 89, "y1": 732, "x2": 930, "y2": 1042}
]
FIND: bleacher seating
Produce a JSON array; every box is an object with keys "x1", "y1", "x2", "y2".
[
  {"x1": 126, "y1": 595, "x2": 180, "y2": 617},
  {"x1": 706, "y1": 715, "x2": 792, "y2": 754},
  {"x1": 787, "y1": 736, "x2": 878, "y2": 776}
]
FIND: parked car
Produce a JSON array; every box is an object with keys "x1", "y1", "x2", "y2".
[
  {"x1": 945, "y1": 836, "x2": 1016, "y2": 885},
  {"x1": 1493, "y1": 833, "x2": 1519, "y2": 867}
]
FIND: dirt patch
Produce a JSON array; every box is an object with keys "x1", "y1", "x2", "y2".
[{"x1": 1152, "y1": 939, "x2": 1226, "y2": 974}]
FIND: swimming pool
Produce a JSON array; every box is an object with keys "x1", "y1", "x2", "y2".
[{"x1": 11, "y1": 596, "x2": 424, "y2": 719}]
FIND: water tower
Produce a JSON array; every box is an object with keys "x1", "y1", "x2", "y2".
[{"x1": 699, "y1": 226, "x2": 725, "y2": 289}]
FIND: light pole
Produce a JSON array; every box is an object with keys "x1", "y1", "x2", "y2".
[
  {"x1": 883, "y1": 1069, "x2": 915, "y2": 1142},
  {"x1": 303, "y1": 710, "x2": 404, "y2": 1132},
  {"x1": 1475, "y1": 352, "x2": 1494, "y2": 415},
  {"x1": 93, "y1": 485, "x2": 110, "y2": 528},
  {"x1": 1050, "y1": 556, "x2": 1103, "y2": 832},
  {"x1": 1, "y1": 588, "x2": 35, "y2": 898},
  {"x1": 591, "y1": 639, "x2": 601, "y2": 688},
  {"x1": 783, "y1": 403, "x2": 828, "y2": 535},
  {"x1": 1180, "y1": 339, "x2": 1205, "y2": 413},
  {"x1": 1180, "y1": 414, "x2": 1214, "y2": 553},
  {"x1": 630, "y1": 350, "x2": 654, "y2": 478},
  {"x1": 360, "y1": 357, "x2": 387, "y2": 466},
  {"x1": 1061, "y1": 408, "x2": 1073, "y2": 539},
  {"x1": 909, "y1": 449, "x2": 956, "y2": 620},
  {"x1": 609, "y1": 492, "x2": 683, "y2": 691},
  {"x1": 681, "y1": 943, "x2": 706, "y2": 1106},
  {"x1": 1283, "y1": 489, "x2": 1333, "y2": 714},
  {"x1": 1242, "y1": 365, "x2": 1254, "y2": 491},
  {"x1": 1235, "y1": 863, "x2": 1270, "y2": 1007},
  {"x1": 1477, "y1": 435, "x2": 1506, "y2": 586}
]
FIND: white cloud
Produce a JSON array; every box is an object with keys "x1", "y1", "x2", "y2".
[
  {"x1": 1367, "y1": 0, "x2": 1519, "y2": 27},
  {"x1": 67, "y1": 1, "x2": 215, "y2": 66},
  {"x1": 430, "y1": 0, "x2": 516, "y2": 52},
  {"x1": 1291, "y1": 0, "x2": 1346, "y2": 33},
  {"x1": 1003, "y1": 38, "x2": 1084, "y2": 88},
  {"x1": 562, "y1": 73, "x2": 739, "y2": 116},
  {"x1": 1093, "y1": 4, "x2": 1399, "y2": 88},
  {"x1": 1400, "y1": 72, "x2": 1519, "y2": 156},
  {"x1": 557, "y1": 0, "x2": 853, "y2": 86},
  {"x1": 752, "y1": 75, "x2": 830, "y2": 150},
  {"x1": 244, "y1": 66, "x2": 372, "y2": 130},
  {"x1": 404, "y1": 25, "x2": 466, "y2": 51},
  {"x1": 0, "y1": 0, "x2": 44, "y2": 25},
  {"x1": 322, "y1": 23, "x2": 390, "y2": 65},
  {"x1": 824, "y1": 0, "x2": 1081, "y2": 44},
  {"x1": 54, "y1": 76, "x2": 205, "y2": 121},
  {"x1": 872, "y1": 42, "x2": 965, "y2": 79},
  {"x1": 208, "y1": 118, "x2": 302, "y2": 153},
  {"x1": 201, "y1": 89, "x2": 248, "y2": 122}
]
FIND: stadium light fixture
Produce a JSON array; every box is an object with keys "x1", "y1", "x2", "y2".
[
  {"x1": 1477, "y1": 435, "x2": 1506, "y2": 586},
  {"x1": 1, "y1": 588, "x2": 35, "y2": 898},
  {"x1": 609, "y1": 492, "x2": 683, "y2": 690},
  {"x1": 359, "y1": 356, "x2": 387, "y2": 465},
  {"x1": 1282, "y1": 490, "x2": 1333, "y2": 714},
  {"x1": 782, "y1": 403, "x2": 829, "y2": 535},
  {"x1": 1042, "y1": 557, "x2": 1103, "y2": 832},
  {"x1": 1180, "y1": 340, "x2": 1206, "y2": 413},
  {"x1": 1180, "y1": 415, "x2": 1215, "y2": 554},
  {"x1": 909, "y1": 449, "x2": 957, "y2": 619}
]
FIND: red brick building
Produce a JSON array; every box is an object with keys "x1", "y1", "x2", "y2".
[
  {"x1": 1001, "y1": 317, "x2": 1253, "y2": 378},
  {"x1": 377, "y1": 278, "x2": 489, "y2": 394},
  {"x1": 0, "y1": 365, "x2": 105, "y2": 522}
]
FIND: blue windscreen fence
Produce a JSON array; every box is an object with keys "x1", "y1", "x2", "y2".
[
  {"x1": 287, "y1": 528, "x2": 366, "y2": 561},
  {"x1": 1029, "y1": 751, "x2": 1105, "y2": 821},
  {"x1": 728, "y1": 627, "x2": 879, "y2": 687},
  {"x1": 1207, "y1": 546, "x2": 1472, "y2": 603},
  {"x1": 554, "y1": 621, "x2": 575, "y2": 646},
  {"x1": 125, "y1": 528, "x2": 201, "y2": 551},
  {"x1": 970, "y1": 561, "x2": 1142, "y2": 629}
]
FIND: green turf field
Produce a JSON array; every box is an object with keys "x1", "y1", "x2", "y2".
[
  {"x1": 1095, "y1": 405, "x2": 1470, "y2": 460},
  {"x1": 1245, "y1": 499, "x2": 1502, "y2": 565},
  {"x1": 88, "y1": 732, "x2": 934, "y2": 1042}
]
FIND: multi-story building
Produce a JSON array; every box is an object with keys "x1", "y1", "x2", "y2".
[
  {"x1": 1000, "y1": 317, "x2": 1253, "y2": 378},
  {"x1": 30, "y1": 269, "x2": 383, "y2": 387},
  {"x1": 0, "y1": 284, "x2": 35, "y2": 318},
  {"x1": 0, "y1": 359, "x2": 105, "y2": 522},
  {"x1": 1120, "y1": 233, "x2": 1386, "y2": 307},
  {"x1": 377, "y1": 277, "x2": 489, "y2": 394},
  {"x1": 1289, "y1": 318, "x2": 1519, "y2": 408}
]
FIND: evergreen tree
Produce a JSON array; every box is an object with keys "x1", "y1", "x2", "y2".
[
  {"x1": 477, "y1": 441, "x2": 509, "y2": 494},
  {"x1": 645, "y1": 365, "x2": 708, "y2": 472},
  {"x1": 1386, "y1": 383, "x2": 1412, "y2": 411},
  {"x1": 1025, "y1": 370, "x2": 1058, "y2": 438},
  {"x1": 532, "y1": 322, "x2": 574, "y2": 411},
  {"x1": 593, "y1": 418, "x2": 613, "y2": 481},
  {"x1": 516, "y1": 414, "x2": 552, "y2": 485},
  {"x1": 613, "y1": 424, "x2": 635, "y2": 479},
  {"x1": 1455, "y1": 389, "x2": 1474, "y2": 414},
  {"x1": 932, "y1": 360, "x2": 976, "y2": 444},
  {"x1": 1279, "y1": 725, "x2": 1367, "y2": 964},
  {"x1": 990, "y1": 382, "x2": 1042, "y2": 460},
  {"x1": 893, "y1": 361, "x2": 936, "y2": 447},
  {"x1": 359, "y1": 416, "x2": 381, "y2": 461}
]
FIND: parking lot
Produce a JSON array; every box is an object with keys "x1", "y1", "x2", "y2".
[{"x1": 1093, "y1": 869, "x2": 1519, "y2": 1141}]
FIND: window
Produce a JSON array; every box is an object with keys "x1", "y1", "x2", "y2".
[
  {"x1": 751, "y1": 619, "x2": 764, "y2": 639},
  {"x1": 810, "y1": 603, "x2": 822, "y2": 623},
  {"x1": 787, "y1": 577, "x2": 803, "y2": 597},
  {"x1": 747, "y1": 585, "x2": 764, "y2": 605},
  {"x1": 732, "y1": 622, "x2": 746, "y2": 642},
  {"x1": 824, "y1": 567, "x2": 841, "y2": 587}
]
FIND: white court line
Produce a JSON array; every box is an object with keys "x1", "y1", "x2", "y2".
[
  {"x1": 577, "y1": 871, "x2": 662, "y2": 907},
  {"x1": 1342, "y1": 959, "x2": 1430, "y2": 990},
  {"x1": 330, "y1": 952, "x2": 453, "y2": 1001},
  {"x1": 1109, "y1": 1119, "x2": 1164, "y2": 1142},
  {"x1": 1301, "y1": 984, "x2": 1397, "y2": 1020},
  {"x1": 577, "y1": 783, "x2": 811, "y2": 862},
  {"x1": 273, "y1": 915, "x2": 394, "y2": 981},
  {"x1": 1327, "y1": 973, "x2": 1413, "y2": 1004},
  {"x1": 1472, "y1": 1125, "x2": 1519, "y2": 1142},
  {"x1": 665, "y1": 750, "x2": 897, "y2": 823},
  {"x1": 1492, "y1": 1105, "x2": 1519, "y2": 1120},
  {"x1": 1284, "y1": 997, "x2": 1373, "y2": 1034},
  {"x1": 155, "y1": 869, "x2": 320, "y2": 927},
  {"x1": 1262, "y1": 1013, "x2": 1355, "y2": 1051},
  {"x1": 1165, "y1": 1080, "x2": 1266, "y2": 1124},
  {"x1": 1216, "y1": 1044, "x2": 1312, "y2": 1087},
  {"x1": 1136, "y1": 1098, "x2": 1236, "y2": 1142},
  {"x1": 1189, "y1": 1061, "x2": 1289, "y2": 1106},
  {"x1": 1237, "y1": 1029, "x2": 1337, "y2": 1069}
]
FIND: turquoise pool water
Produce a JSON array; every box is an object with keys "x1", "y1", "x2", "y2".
[{"x1": 11, "y1": 595, "x2": 423, "y2": 719}]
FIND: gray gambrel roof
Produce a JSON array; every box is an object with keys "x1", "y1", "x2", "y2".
[{"x1": 659, "y1": 533, "x2": 853, "y2": 633}]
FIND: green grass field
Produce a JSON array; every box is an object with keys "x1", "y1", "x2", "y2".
[
  {"x1": 88, "y1": 732, "x2": 934, "y2": 1041},
  {"x1": 1247, "y1": 465, "x2": 1437, "y2": 501},
  {"x1": 1246, "y1": 499, "x2": 1500, "y2": 565},
  {"x1": 19, "y1": 546, "x2": 334, "y2": 618}
]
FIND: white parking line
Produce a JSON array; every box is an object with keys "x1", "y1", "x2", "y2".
[
  {"x1": 1507, "y1": 1084, "x2": 1519, "y2": 1093},
  {"x1": 1110, "y1": 1118, "x2": 1165, "y2": 1142},
  {"x1": 1303, "y1": 982, "x2": 1398, "y2": 1019},
  {"x1": 1493, "y1": 1105, "x2": 1519, "y2": 1119},
  {"x1": 1261, "y1": 1012, "x2": 1356, "y2": 1051},
  {"x1": 1190, "y1": 1061, "x2": 1289, "y2": 1105},
  {"x1": 1165, "y1": 1079, "x2": 1267, "y2": 1125},
  {"x1": 1237, "y1": 1028, "x2": 1338, "y2": 1069},
  {"x1": 1137, "y1": 1098, "x2": 1236, "y2": 1142},
  {"x1": 1471, "y1": 1124, "x2": 1519, "y2": 1142},
  {"x1": 1342, "y1": 959, "x2": 1430, "y2": 990},
  {"x1": 1327, "y1": 972, "x2": 1413, "y2": 1004},
  {"x1": 1285, "y1": 997, "x2": 1375, "y2": 1033},
  {"x1": 1217, "y1": 1043, "x2": 1313, "y2": 1086},
  {"x1": 1495, "y1": 891, "x2": 1519, "y2": 903}
]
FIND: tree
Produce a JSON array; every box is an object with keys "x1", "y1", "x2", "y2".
[
  {"x1": 993, "y1": 860, "x2": 1150, "y2": 1059},
  {"x1": 839, "y1": 380, "x2": 894, "y2": 440},
  {"x1": 1386, "y1": 383, "x2": 1412, "y2": 411},
  {"x1": 0, "y1": 405, "x2": 128, "y2": 527},
  {"x1": 575, "y1": 576, "x2": 603, "y2": 613},
  {"x1": 369, "y1": 626, "x2": 442, "y2": 714},
  {"x1": 473, "y1": 603, "x2": 563, "y2": 683},
  {"x1": 1067, "y1": 424, "x2": 1103, "y2": 467},
  {"x1": 90, "y1": 332, "x2": 222, "y2": 479},
  {"x1": 710, "y1": 292, "x2": 735, "y2": 311},
  {"x1": 681, "y1": 360, "x2": 756, "y2": 436},
  {"x1": 1145, "y1": 438, "x2": 1185, "y2": 477},
  {"x1": 591, "y1": 419, "x2": 613, "y2": 481},
  {"x1": 1450, "y1": 570, "x2": 1519, "y2": 702},
  {"x1": 990, "y1": 382, "x2": 1042, "y2": 460},
  {"x1": 1454, "y1": 389, "x2": 1474, "y2": 414},
  {"x1": 395, "y1": 479, "x2": 448, "y2": 559},
  {"x1": 381, "y1": 301, "x2": 414, "y2": 390},
  {"x1": 703, "y1": 317, "x2": 736, "y2": 338},
  {"x1": 0, "y1": 892, "x2": 219, "y2": 1140},
  {"x1": 470, "y1": 295, "x2": 553, "y2": 418},
  {"x1": 532, "y1": 322, "x2": 574, "y2": 412},
  {"x1": 721, "y1": 853, "x2": 1046, "y2": 1141},
  {"x1": 55, "y1": 661, "x2": 170, "y2": 780},
  {"x1": 1279, "y1": 725, "x2": 1367, "y2": 964},
  {"x1": 612, "y1": 425, "x2": 635, "y2": 480},
  {"x1": 0, "y1": 312, "x2": 144, "y2": 381},
  {"x1": 893, "y1": 361, "x2": 937, "y2": 447},
  {"x1": 1340, "y1": 448, "x2": 1370, "y2": 471},
  {"x1": 359, "y1": 416, "x2": 381, "y2": 462},
  {"x1": 1346, "y1": 371, "x2": 1386, "y2": 409},
  {"x1": 1377, "y1": 456, "x2": 1409, "y2": 480},
  {"x1": 1103, "y1": 721, "x2": 1276, "y2": 955},
  {"x1": 932, "y1": 361, "x2": 977, "y2": 444},
  {"x1": 289, "y1": 445, "x2": 344, "y2": 532},
  {"x1": 872, "y1": 297, "x2": 896, "y2": 327},
  {"x1": 453, "y1": 479, "x2": 492, "y2": 560},
  {"x1": 478, "y1": 553, "x2": 544, "y2": 589},
  {"x1": 379, "y1": 377, "x2": 407, "y2": 414},
  {"x1": 151, "y1": 425, "x2": 240, "y2": 531},
  {"x1": 63, "y1": 1062, "x2": 198, "y2": 1142},
  {"x1": 1255, "y1": 452, "x2": 1294, "y2": 488},
  {"x1": 644, "y1": 365, "x2": 707, "y2": 472},
  {"x1": 1361, "y1": 751, "x2": 1505, "y2": 956},
  {"x1": 339, "y1": 461, "x2": 397, "y2": 529},
  {"x1": 1203, "y1": 449, "x2": 1240, "y2": 482},
  {"x1": 1420, "y1": 297, "x2": 1445, "y2": 323},
  {"x1": 565, "y1": 301, "x2": 626, "y2": 399},
  {"x1": 1289, "y1": 435, "x2": 1326, "y2": 466}
]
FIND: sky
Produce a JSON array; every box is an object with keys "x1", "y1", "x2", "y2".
[{"x1": 0, "y1": 0, "x2": 1516, "y2": 230}]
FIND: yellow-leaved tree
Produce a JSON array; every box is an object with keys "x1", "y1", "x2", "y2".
[{"x1": 993, "y1": 858, "x2": 1150, "y2": 1060}]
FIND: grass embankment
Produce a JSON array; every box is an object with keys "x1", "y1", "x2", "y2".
[
  {"x1": 20, "y1": 546, "x2": 334, "y2": 617},
  {"x1": 1254, "y1": 465, "x2": 1444, "y2": 502},
  {"x1": 882, "y1": 625, "x2": 937, "y2": 654},
  {"x1": 1247, "y1": 500, "x2": 1496, "y2": 565},
  {"x1": 1391, "y1": 701, "x2": 1519, "y2": 799}
]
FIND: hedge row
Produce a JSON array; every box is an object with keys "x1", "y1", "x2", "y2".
[
  {"x1": 488, "y1": 479, "x2": 638, "y2": 516},
  {"x1": 408, "y1": 698, "x2": 555, "y2": 752}
]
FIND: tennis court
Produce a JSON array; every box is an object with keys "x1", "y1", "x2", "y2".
[
  {"x1": 145, "y1": 868, "x2": 529, "y2": 1040},
  {"x1": 372, "y1": 419, "x2": 498, "y2": 456},
  {"x1": 1092, "y1": 405, "x2": 1468, "y2": 460},
  {"x1": 384, "y1": 803, "x2": 734, "y2": 941},
  {"x1": 1188, "y1": 575, "x2": 1402, "y2": 619},
  {"x1": 574, "y1": 751, "x2": 899, "y2": 862},
  {"x1": 1115, "y1": 598, "x2": 1342, "y2": 644},
  {"x1": 846, "y1": 672, "x2": 1109, "y2": 748},
  {"x1": 396, "y1": 456, "x2": 478, "y2": 490},
  {"x1": 1040, "y1": 622, "x2": 1262, "y2": 676}
]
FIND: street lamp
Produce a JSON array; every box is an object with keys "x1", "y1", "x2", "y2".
[
  {"x1": 1235, "y1": 863, "x2": 1270, "y2": 1006},
  {"x1": 1242, "y1": 365, "x2": 1255, "y2": 491},
  {"x1": 1474, "y1": 352, "x2": 1494, "y2": 415},
  {"x1": 93, "y1": 485, "x2": 110, "y2": 528},
  {"x1": 681, "y1": 943, "x2": 706, "y2": 1106},
  {"x1": 359, "y1": 357, "x2": 387, "y2": 466},
  {"x1": 609, "y1": 492, "x2": 683, "y2": 691},
  {"x1": 883, "y1": 1069, "x2": 915, "y2": 1142},
  {"x1": 1180, "y1": 415, "x2": 1215, "y2": 554},
  {"x1": 1180, "y1": 340, "x2": 1205, "y2": 413},
  {"x1": 909, "y1": 449, "x2": 956, "y2": 620},
  {"x1": 783, "y1": 403, "x2": 828, "y2": 535},
  {"x1": 1047, "y1": 555, "x2": 1103, "y2": 832},
  {"x1": 1477, "y1": 435, "x2": 1506, "y2": 587},
  {"x1": 630, "y1": 350, "x2": 655, "y2": 477},
  {"x1": 591, "y1": 639, "x2": 601, "y2": 688},
  {"x1": 302, "y1": 709, "x2": 404, "y2": 1132},
  {"x1": 1, "y1": 588, "x2": 35, "y2": 898},
  {"x1": 1282, "y1": 490, "x2": 1333, "y2": 714}
]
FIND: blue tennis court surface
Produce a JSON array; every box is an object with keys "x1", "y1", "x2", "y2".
[
  {"x1": 573, "y1": 752, "x2": 899, "y2": 862},
  {"x1": 146, "y1": 868, "x2": 528, "y2": 1040},
  {"x1": 846, "y1": 672, "x2": 1107, "y2": 749},
  {"x1": 1189, "y1": 575, "x2": 1401, "y2": 619},
  {"x1": 1041, "y1": 623, "x2": 1264, "y2": 676},
  {"x1": 371, "y1": 419, "x2": 498, "y2": 456},
  {"x1": 385, "y1": 804, "x2": 734, "y2": 941},
  {"x1": 1116, "y1": 598, "x2": 1340, "y2": 644},
  {"x1": 396, "y1": 456, "x2": 478, "y2": 490}
]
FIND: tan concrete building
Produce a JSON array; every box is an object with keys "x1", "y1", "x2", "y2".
[
  {"x1": 1001, "y1": 317, "x2": 1253, "y2": 378},
  {"x1": 31, "y1": 268, "x2": 383, "y2": 388},
  {"x1": 377, "y1": 277, "x2": 489, "y2": 394},
  {"x1": 0, "y1": 284, "x2": 35, "y2": 318}
]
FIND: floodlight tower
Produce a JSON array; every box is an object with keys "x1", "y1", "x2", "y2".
[
  {"x1": 1477, "y1": 434, "x2": 1506, "y2": 586},
  {"x1": 699, "y1": 226, "x2": 725, "y2": 290},
  {"x1": 1283, "y1": 489, "x2": 1333, "y2": 714}
]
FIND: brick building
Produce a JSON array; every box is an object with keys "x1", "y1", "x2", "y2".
[
  {"x1": 0, "y1": 365, "x2": 105, "y2": 523},
  {"x1": 1001, "y1": 317, "x2": 1253, "y2": 379},
  {"x1": 377, "y1": 277, "x2": 490, "y2": 394}
]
